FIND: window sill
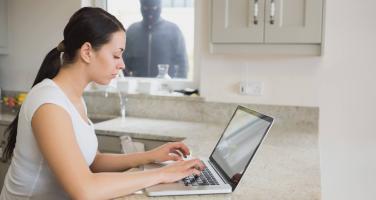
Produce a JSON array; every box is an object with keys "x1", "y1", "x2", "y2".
[
  {"x1": 85, "y1": 77, "x2": 200, "y2": 99},
  {"x1": 84, "y1": 90, "x2": 204, "y2": 102},
  {"x1": 84, "y1": 77, "x2": 203, "y2": 102}
]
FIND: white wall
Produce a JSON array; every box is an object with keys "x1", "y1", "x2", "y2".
[
  {"x1": 319, "y1": 0, "x2": 376, "y2": 199},
  {"x1": 0, "y1": 0, "x2": 81, "y2": 91},
  {"x1": 197, "y1": 0, "x2": 320, "y2": 107}
]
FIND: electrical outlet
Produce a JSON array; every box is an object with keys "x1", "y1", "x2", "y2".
[{"x1": 239, "y1": 81, "x2": 263, "y2": 96}]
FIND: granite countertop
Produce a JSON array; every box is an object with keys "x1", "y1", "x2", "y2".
[{"x1": 95, "y1": 117, "x2": 321, "y2": 200}]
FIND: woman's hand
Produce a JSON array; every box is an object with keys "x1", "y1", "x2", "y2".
[
  {"x1": 147, "y1": 142, "x2": 191, "y2": 163},
  {"x1": 157, "y1": 159, "x2": 205, "y2": 183}
]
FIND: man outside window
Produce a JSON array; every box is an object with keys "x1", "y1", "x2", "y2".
[{"x1": 123, "y1": 0, "x2": 188, "y2": 78}]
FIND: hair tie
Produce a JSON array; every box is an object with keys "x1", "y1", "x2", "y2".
[{"x1": 57, "y1": 41, "x2": 65, "y2": 52}]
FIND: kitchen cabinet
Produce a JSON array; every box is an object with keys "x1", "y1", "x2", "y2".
[
  {"x1": 212, "y1": 0, "x2": 265, "y2": 43},
  {"x1": 132, "y1": 138, "x2": 168, "y2": 151},
  {"x1": 0, "y1": 124, "x2": 6, "y2": 143},
  {"x1": 0, "y1": 124, "x2": 10, "y2": 190},
  {"x1": 0, "y1": 160, "x2": 9, "y2": 190},
  {"x1": 0, "y1": 0, "x2": 8, "y2": 54},
  {"x1": 211, "y1": 0, "x2": 325, "y2": 55},
  {"x1": 97, "y1": 135, "x2": 122, "y2": 153},
  {"x1": 97, "y1": 135, "x2": 167, "y2": 153},
  {"x1": 264, "y1": 0, "x2": 323, "y2": 43}
]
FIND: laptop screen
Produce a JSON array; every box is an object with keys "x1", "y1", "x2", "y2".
[{"x1": 210, "y1": 106, "x2": 273, "y2": 190}]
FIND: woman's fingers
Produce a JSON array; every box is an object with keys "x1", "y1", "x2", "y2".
[
  {"x1": 168, "y1": 142, "x2": 190, "y2": 157},
  {"x1": 183, "y1": 159, "x2": 205, "y2": 171},
  {"x1": 187, "y1": 168, "x2": 202, "y2": 177},
  {"x1": 160, "y1": 159, "x2": 206, "y2": 183},
  {"x1": 170, "y1": 149, "x2": 186, "y2": 159},
  {"x1": 168, "y1": 153, "x2": 183, "y2": 161}
]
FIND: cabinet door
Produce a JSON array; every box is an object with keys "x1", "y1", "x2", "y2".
[
  {"x1": 0, "y1": 0, "x2": 7, "y2": 53},
  {"x1": 0, "y1": 125, "x2": 7, "y2": 143},
  {"x1": 0, "y1": 161, "x2": 10, "y2": 190},
  {"x1": 264, "y1": 0, "x2": 323, "y2": 43},
  {"x1": 212, "y1": 0, "x2": 265, "y2": 43},
  {"x1": 97, "y1": 135, "x2": 122, "y2": 153},
  {"x1": 0, "y1": 125, "x2": 10, "y2": 190}
]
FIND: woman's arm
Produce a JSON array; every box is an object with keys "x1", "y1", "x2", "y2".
[
  {"x1": 91, "y1": 142, "x2": 191, "y2": 172},
  {"x1": 90, "y1": 151, "x2": 153, "y2": 172},
  {"x1": 32, "y1": 104, "x2": 204, "y2": 200}
]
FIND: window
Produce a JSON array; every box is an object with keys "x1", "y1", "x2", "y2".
[
  {"x1": 106, "y1": 0, "x2": 195, "y2": 80},
  {"x1": 162, "y1": 0, "x2": 193, "y2": 7}
]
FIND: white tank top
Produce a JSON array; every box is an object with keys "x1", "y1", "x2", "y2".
[{"x1": 0, "y1": 79, "x2": 98, "y2": 200}]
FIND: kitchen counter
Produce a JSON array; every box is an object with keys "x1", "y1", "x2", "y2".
[{"x1": 95, "y1": 117, "x2": 321, "y2": 200}]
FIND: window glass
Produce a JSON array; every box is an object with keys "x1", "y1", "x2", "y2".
[{"x1": 107, "y1": 0, "x2": 194, "y2": 80}]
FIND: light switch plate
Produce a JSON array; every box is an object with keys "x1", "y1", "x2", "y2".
[{"x1": 239, "y1": 81, "x2": 263, "y2": 96}]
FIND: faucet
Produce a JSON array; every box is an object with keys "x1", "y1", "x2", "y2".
[
  {"x1": 119, "y1": 92, "x2": 128, "y2": 120},
  {"x1": 104, "y1": 78, "x2": 128, "y2": 120}
]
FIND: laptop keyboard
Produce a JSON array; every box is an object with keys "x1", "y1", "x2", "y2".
[{"x1": 182, "y1": 163, "x2": 220, "y2": 186}]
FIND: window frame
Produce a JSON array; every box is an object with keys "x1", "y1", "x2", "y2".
[{"x1": 94, "y1": 0, "x2": 200, "y2": 92}]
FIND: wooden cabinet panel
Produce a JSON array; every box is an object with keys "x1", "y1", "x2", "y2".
[
  {"x1": 97, "y1": 135, "x2": 122, "y2": 153},
  {"x1": 0, "y1": 124, "x2": 9, "y2": 190},
  {"x1": 264, "y1": 0, "x2": 323, "y2": 43},
  {"x1": 132, "y1": 138, "x2": 169, "y2": 151},
  {"x1": 0, "y1": 160, "x2": 10, "y2": 189},
  {"x1": 212, "y1": 0, "x2": 265, "y2": 43},
  {"x1": 0, "y1": 125, "x2": 7, "y2": 142},
  {"x1": 97, "y1": 135, "x2": 170, "y2": 153}
]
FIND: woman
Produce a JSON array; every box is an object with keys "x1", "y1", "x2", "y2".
[{"x1": 0, "y1": 7, "x2": 203, "y2": 200}]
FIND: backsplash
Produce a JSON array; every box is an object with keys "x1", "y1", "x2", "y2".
[
  {"x1": 84, "y1": 91, "x2": 319, "y2": 133},
  {"x1": 1, "y1": 90, "x2": 319, "y2": 133}
]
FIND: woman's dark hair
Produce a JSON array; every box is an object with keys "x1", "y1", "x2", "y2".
[{"x1": 2, "y1": 7, "x2": 125, "y2": 161}]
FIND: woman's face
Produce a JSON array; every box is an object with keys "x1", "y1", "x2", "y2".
[{"x1": 89, "y1": 31, "x2": 125, "y2": 85}]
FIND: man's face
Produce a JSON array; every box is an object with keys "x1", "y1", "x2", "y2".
[{"x1": 140, "y1": 0, "x2": 161, "y2": 25}]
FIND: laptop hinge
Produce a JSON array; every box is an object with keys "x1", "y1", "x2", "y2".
[{"x1": 208, "y1": 160, "x2": 229, "y2": 184}]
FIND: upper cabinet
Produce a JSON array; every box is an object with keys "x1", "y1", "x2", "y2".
[
  {"x1": 211, "y1": 0, "x2": 325, "y2": 55},
  {"x1": 212, "y1": 0, "x2": 266, "y2": 43},
  {"x1": 0, "y1": 0, "x2": 8, "y2": 54}
]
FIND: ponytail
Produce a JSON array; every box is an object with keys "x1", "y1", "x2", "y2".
[
  {"x1": 2, "y1": 47, "x2": 62, "y2": 161},
  {"x1": 32, "y1": 47, "x2": 62, "y2": 86}
]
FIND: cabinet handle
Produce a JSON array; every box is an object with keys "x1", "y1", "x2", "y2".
[
  {"x1": 253, "y1": 0, "x2": 259, "y2": 25},
  {"x1": 270, "y1": 0, "x2": 276, "y2": 25}
]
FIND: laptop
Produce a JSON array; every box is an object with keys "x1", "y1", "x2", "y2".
[{"x1": 144, "y1": 105, "x2": 274, "y2": 196}]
